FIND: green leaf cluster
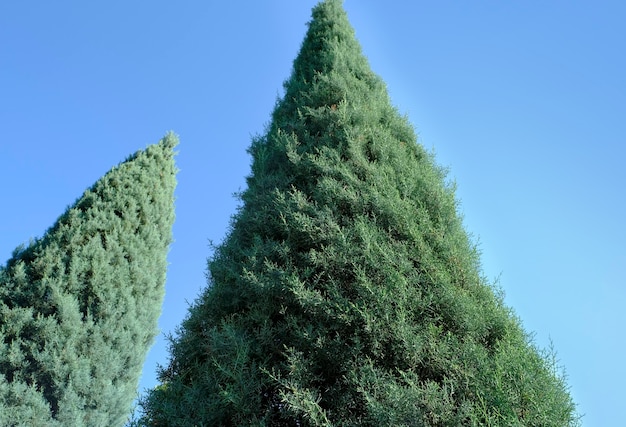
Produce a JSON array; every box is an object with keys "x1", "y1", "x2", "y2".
[
  {"x1": 0, "y1": 134, "x2": 178, "y2": 426},
  {"x1": 138, "y1": 1, "x2": 578, "y2": 426}
]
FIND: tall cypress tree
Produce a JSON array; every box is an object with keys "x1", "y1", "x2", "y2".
[
  {"x1": 0, "y1": 134, "x2": 177, "y2": 426},
  {"x1": 140, "y1": 2, "x2": 578, "y2": 425}
]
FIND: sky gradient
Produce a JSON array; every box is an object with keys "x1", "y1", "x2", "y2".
[{"x1": 2, "y1": 1, "x2": 625, "y2": 424}]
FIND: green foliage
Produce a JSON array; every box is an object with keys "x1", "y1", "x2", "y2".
[
  {"x1": 0, "y1": 134, "x2": 178, "y2": 426},
  {"x1": 139, "y1": 1, "x2": 579, "y2": 425}
]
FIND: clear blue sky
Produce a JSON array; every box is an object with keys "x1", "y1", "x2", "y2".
[{"x1": 1, "y1": 1, "x2": 624, "y2": 424}]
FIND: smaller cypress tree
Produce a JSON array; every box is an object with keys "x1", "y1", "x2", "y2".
[{"x1": 0, "y1": 134, "x2": 178, "y2": 426}]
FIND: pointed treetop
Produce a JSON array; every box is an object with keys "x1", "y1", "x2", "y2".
[
  {"x1": 273, "y1": 0, "x2": 391, "y2": 133},
  {"x1": 157, "y1": 130, "x2": 179, "y2": 152},
  {"x1": 290, "y1": 0, "x2": 363, "y2": 82}
]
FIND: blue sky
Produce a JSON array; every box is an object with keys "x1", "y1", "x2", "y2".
[{"x1": 1, "y1": 1, "x2": 624, "y2": 424}]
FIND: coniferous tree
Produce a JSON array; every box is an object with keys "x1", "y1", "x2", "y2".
[
  {"x1": 0, "y1": 134, "x2": 178, "y2": 426},
  {"x1": 140, "y1": 2, "x2": 578, "y2": 426}
]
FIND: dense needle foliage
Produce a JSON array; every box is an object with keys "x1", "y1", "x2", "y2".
[
  {"x1": 140, "y1": 2, "x2": 578, "y2": 425},
  {"x1": 0, "y1": 134, "x2": 177, "y2": 426}
]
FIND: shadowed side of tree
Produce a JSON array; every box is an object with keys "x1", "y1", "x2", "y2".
[
  {"x1": 139, "y1": 1, "x2": 578, "y2": 426},
  {"x1": 0, "y1": 134, "x2": 177, "y2": 426}
]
